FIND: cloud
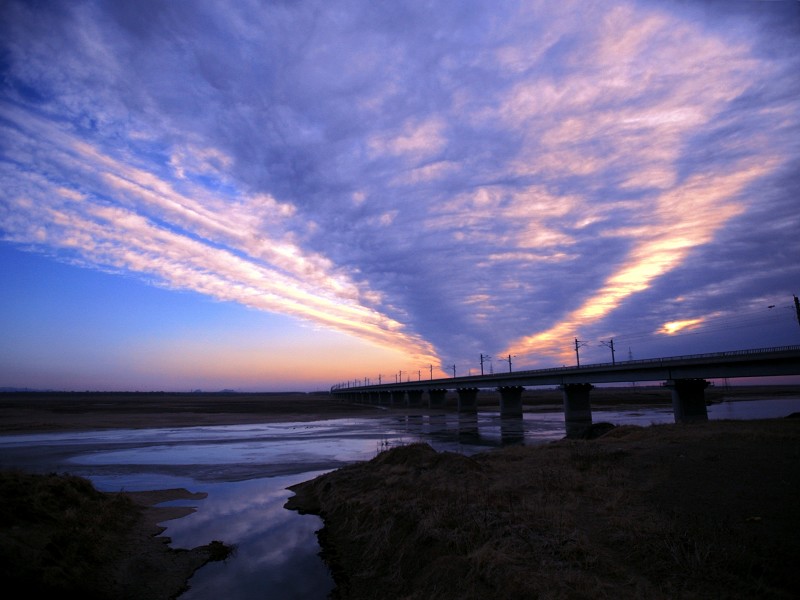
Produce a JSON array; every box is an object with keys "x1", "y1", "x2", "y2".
[
  {"x1": 660, "y1": 319, "x2": 703, "y2": 336},
  {"x1": 503, "y1": 159, "x2": 772, "y2": 363},
  {"x1": 1, "y1": 0, "x2": 799, "y2": 377},
  {"x1": 0, "y1": 109, "x2": 440, "y2": 368}
]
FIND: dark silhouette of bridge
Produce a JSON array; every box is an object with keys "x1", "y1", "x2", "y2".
[{"x1": 331, "y1": 345, "x2": 800, "y2": 437}]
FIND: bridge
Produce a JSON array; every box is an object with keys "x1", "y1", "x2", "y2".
[{"x1": 331, "y1": 345, "x2": 800, "y2": 437}]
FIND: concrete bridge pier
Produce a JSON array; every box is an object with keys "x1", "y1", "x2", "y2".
[
  {"x1": 666, "y1": 379, "x2": 710, "y2": 423},
  {"x1": 428, "y1": 389, "x2": 448, "y2": 408},
  {"x1": 561, "y1": 383, "x2": 594, "y2": 438},
  {"x1": 406, "y1": 389, "x2": 424, "y2": 407},
  {"x1": 498, "y1": 386, "x2": 525, "y2": 418},
  {"x1": 378, "y1": 391, "x2": 391, "y2": 406},
  {"x1": 456, "y1": 388, "x2": 479, "y2": 413},
  {"x1": 390, "y1": 390, "x2": 406, "y2": 406}
]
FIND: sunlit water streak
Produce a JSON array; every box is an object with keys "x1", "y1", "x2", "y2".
[{"x1": 0, "y1": 397, "x2": 798, "y2": 599}]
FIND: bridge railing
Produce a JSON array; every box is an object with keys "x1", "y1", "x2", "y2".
[
  {"x1": 511, "y1": 344, "x2": 800, "y2": 375},
  {"x1": 330, "y1": 344, "x2": 800, "y2": 392}
]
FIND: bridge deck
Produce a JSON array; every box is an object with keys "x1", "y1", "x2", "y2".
[{"x1": 332, "y1": 345, "x2": 800, "y2": 393}]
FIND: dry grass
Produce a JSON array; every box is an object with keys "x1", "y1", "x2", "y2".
[
  {"x1": 286, "y1": 418, "x2": 800, "y2": 600},
  {"x1": 0, "y1": 470, "x2": 232, "y2": 599},
  {"x1": 0, "y1": 470, "x2": 142, "y2": 596}
]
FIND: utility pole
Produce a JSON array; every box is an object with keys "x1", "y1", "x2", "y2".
[
  {"x1": 505, "y1": 354, "x2": 514, "y2": 373},
  {"x1": 480, "y1": 353, "x2": 491, "y2": 376},
  {"x1": 429, "y1": 365, "x2": 433, "y2": 380},
  {"x1": 452, "y1": 364, "x2": 456, "y2": 377},
  {"x1": 794, "y1": 294, "x2": 800, "y2": 326},
  {"x1": 574, "y1": 338, "x2": 587, "y2": 368},
  {"x1": 601, "y1": 339, "x2": 616, "y2": 365},
  {"x1": 378, "y1": 374, "x2": 382, "y2": 385},
  {"x1": 628, "y1": 347, "x2": 634, "y2": 387}
]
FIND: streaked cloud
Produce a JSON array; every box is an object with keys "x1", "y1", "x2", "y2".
[{"x1": 0, "y1": 108, "x2": 440, "y2": 368}]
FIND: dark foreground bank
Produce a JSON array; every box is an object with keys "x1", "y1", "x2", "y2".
[
  {"x1": 0, "y1": 471, "x2": 232, "y2": 600},
  {"x1": 286, "y1": 418, "x2": 800, "y2": 600}
]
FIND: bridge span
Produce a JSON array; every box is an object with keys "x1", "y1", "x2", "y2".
[{"x1": 331, "y1": 345, "x2": 800, "y2": 437}]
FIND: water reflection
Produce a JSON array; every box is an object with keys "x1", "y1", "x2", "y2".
[
  {"x1": 165, "y1": 474, "x2": 334, "y2": 600},
  {"x1": 0, "y1": 397, "x2": 798, "y2": 599},
  {"x1": 501, "y1": 418, "x2": 525, "y2": 445},
  {"x1": 457, "y1": 413, "x2": 479, "y2": 445}
]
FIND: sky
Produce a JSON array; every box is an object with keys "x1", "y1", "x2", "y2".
[{"x1": 1, "y1": 0, "x2": 799, "y2": 392}]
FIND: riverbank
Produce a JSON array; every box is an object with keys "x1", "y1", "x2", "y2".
[
  {"x1": 1, "y1": 388, "x2": 798, "y2": 598},
  {"x1": 0, "y1": 470, "x2": 232, "y2": 600},
  {"x1": 1, "y1": 385, "x2": 796, "y2": 433},
  {"x1": 0, "y1": 391, "x2": 383, "y2": 433},
  {"x1": 286, "y1": 417, "x2": 800, "y2": 599}
]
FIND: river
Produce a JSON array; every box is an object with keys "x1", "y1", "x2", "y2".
[{"x1": 1, "y1": 396, "x2": 798, "y2": 599}]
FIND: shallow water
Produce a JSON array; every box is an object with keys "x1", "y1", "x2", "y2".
[{"x1": 1, "y1": 397, "x2": 798, "y2": 599}]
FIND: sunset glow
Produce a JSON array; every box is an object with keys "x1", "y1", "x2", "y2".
[{"x1": 659, "y1": 319, "x2": 703, "y2": 336}]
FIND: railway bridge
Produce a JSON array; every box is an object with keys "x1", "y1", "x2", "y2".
[{"x1": 331, "y1": 345, "x2": 800, "y2": 436}]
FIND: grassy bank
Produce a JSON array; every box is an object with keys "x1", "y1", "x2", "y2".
[
  {"x1": 286, "y1": 418, "x2": 800, "y2": 599},
  {"x1": 0, "y1": 470, "x2": 231, "y2": 599}
]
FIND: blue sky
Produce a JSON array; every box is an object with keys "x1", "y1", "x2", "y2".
[{"x1": 1, "y1": 0, "x2": 799, "y2": 392}]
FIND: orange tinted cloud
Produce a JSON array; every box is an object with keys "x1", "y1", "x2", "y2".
[
  {"x1": 659, "y1": 319, "x2": 703, "y2": 335},
  {"x1": 504, "y1": 159, "x2": 773, "y2": 364}
]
